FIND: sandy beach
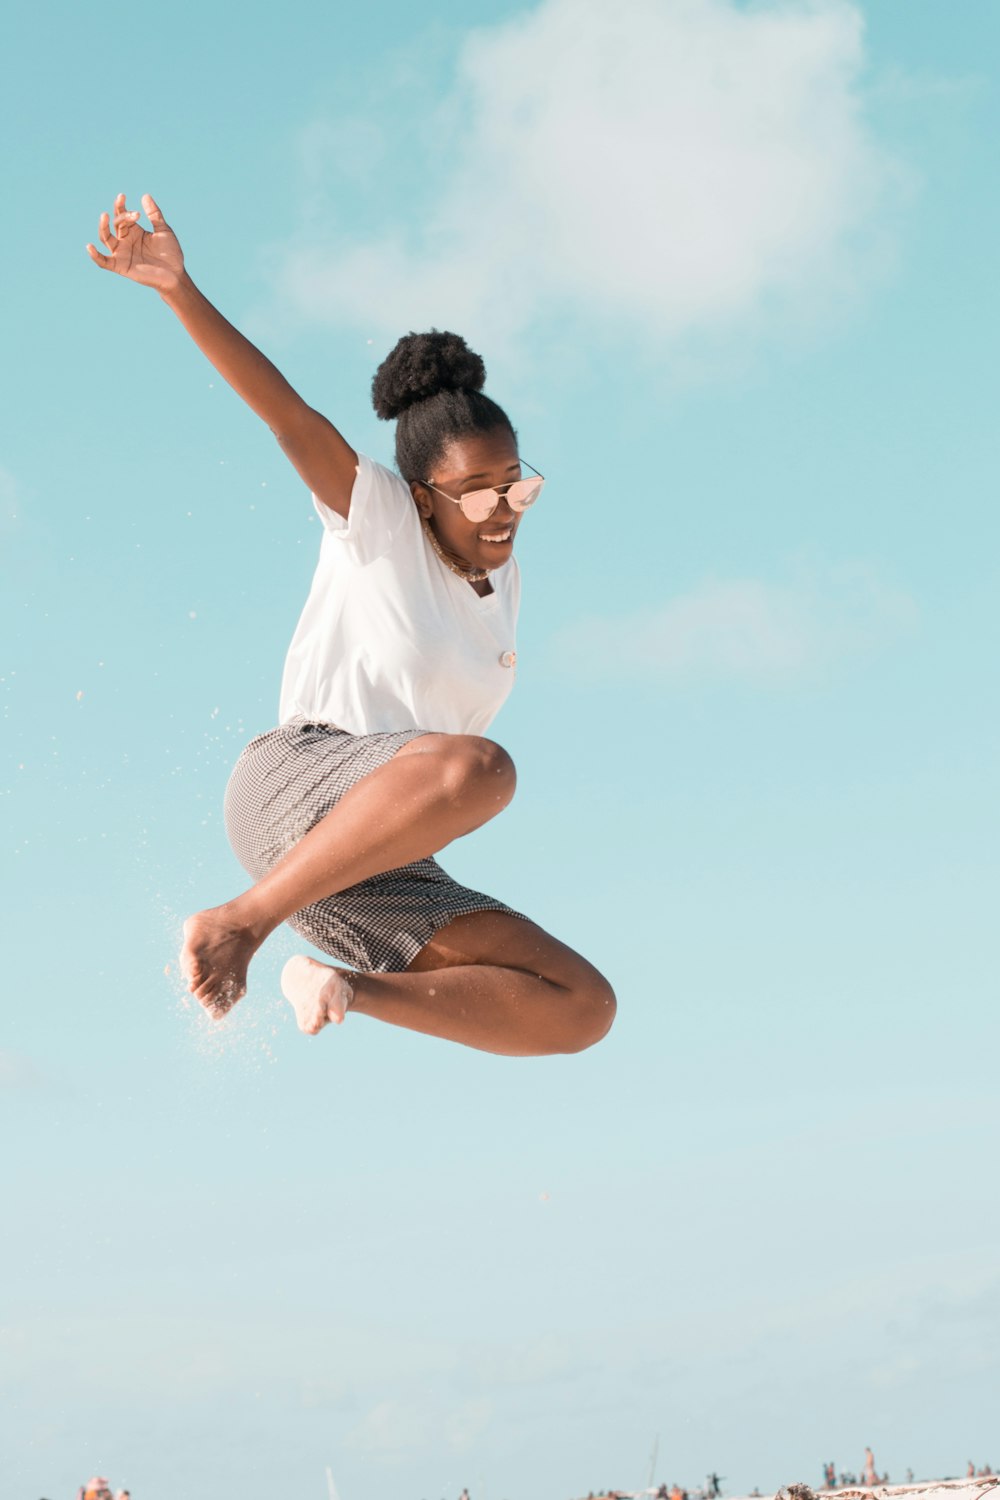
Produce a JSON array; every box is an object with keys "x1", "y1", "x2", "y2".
[
  {"x1": 595, "y1": 1478, "x2": 1000, "y2": 1500},
  {"x1": 740, "y1": 1481, "x2": 1000, "y2": 1500}
]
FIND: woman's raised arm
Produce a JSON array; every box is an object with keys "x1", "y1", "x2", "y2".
[{"x1": 86, "y1": 193, "x2": 357, "y2": 517}]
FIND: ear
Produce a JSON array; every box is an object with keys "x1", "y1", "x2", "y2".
[{"x1": 410, "y1": 481, "x2": 434, "y2": 519}]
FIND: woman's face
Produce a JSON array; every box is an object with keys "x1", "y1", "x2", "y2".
[{"x1": 411, "y1": 428, "x2": 525, "y2": 573}]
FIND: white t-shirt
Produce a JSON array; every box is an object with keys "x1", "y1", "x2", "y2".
[{"x1": 279, "y1": 453, "x2": 521, "y2": 736}]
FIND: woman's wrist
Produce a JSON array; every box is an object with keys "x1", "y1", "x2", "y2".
[{"x1": 159, "y1": 268, "x2": 195, "y2": 307}]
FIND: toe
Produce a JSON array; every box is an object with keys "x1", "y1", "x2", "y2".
[
  {"x1": 180, "y1": 950, "x2": 202, "y2": 983},
  {"x1": 200, "y1": 984, "x2": 230, "y2": 1020}
]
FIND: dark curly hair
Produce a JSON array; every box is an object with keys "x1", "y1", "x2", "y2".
[{"x1": 371, "y1": 329, "x2": 516, "y2": 483}]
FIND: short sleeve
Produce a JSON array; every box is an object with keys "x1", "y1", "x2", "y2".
[{"x1": 311, "y1": 452, "x2": 416, "y2": 566}]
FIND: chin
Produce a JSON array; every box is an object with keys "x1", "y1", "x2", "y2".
[
  {"x1": 479, "y1": 547, "x2": 513, "y2": 568},
  {"x1": 477, "y1": 536, "x2": 516, "y2": 562}
]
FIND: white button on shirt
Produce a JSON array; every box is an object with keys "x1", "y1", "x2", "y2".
[{"x1": 279, "y1": 454, "x2": 521, "y2": 736}]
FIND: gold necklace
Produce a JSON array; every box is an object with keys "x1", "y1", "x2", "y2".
[{"x1": 420, "y1": 515, "x2": 491, "y2": 583}]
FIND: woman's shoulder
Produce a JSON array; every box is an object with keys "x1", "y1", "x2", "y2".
[
  {"x1": 358, "y1": 451, "x2": 412, "y2": 498},
  {"x1": 310, "y1": 451, "x2": 417, "y2": 566}
]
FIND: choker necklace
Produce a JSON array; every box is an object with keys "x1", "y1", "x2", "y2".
[{"x1": 420, "y1": 515, "x2": 491, "y2": 583}]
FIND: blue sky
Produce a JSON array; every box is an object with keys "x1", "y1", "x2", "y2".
[{"x1": 2, "y1": 2, "x2": 999, "y2": 1498}]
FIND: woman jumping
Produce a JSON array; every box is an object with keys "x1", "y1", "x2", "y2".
[{"x1": 87, "y1": 192, "x2": 615, "y2": 1057}]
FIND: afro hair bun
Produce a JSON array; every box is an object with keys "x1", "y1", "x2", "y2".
[{"x1": 371, "y1": 330, "x2": 486, "y2": 421}]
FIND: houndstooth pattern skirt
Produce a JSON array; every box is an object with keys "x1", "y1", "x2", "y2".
[{"x1": 223, "y1": 716, "x2": 521, "y2": 973}]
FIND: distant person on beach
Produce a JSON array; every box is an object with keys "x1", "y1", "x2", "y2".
[
  {"x1": 86, "y1": 193, "x2": 616, "y2": 1058},
  {"x1": 864, "y1": 1450, "x2": 877, "y2": 1487}
]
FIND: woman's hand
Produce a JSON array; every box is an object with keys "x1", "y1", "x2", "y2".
[
  {"x1": 85, "y1": 192, "x2": 357, "y2": 512},
  {"x1": 86, "y1": 192, "x2": 184, "y2": 292}
]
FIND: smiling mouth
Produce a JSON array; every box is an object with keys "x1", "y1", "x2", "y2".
[{"x1": 479, "y1": 528, "x2": 513, "y2": 543}]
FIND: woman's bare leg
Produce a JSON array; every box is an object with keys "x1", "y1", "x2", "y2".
[
  {"x1": 281, "y1": 911, "x2": 617, "y2": 1057},
  {"x1": 181, "y1": 733, "x2": 515, "y2": 1010}
]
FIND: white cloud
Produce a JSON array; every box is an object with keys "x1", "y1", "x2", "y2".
[
  {"x1": 550, "y1": 558, "x2": 918, "y2": 685},
  {"x1": 343, "y1": 1394, "x2": 493, "y2": 1458},
  {"x1": 265, "y1": 0, "x2": 900, "y2": 351},
  {"x1": 0, "y1": 1049, "x2": 45, "y2": 1090},
  {"x1": 342, "y1": 1398, "x2": 428, "y2": 1457},
  {"x1": 465, "y1": 1331, "x2": 575, "y2": 1388}
]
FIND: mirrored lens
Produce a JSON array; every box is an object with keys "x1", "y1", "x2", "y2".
[
  {"x1": 458, "y1": 478, "x2": 545, "y2": 521},
  {"x1": 459, "y1": 487, "x2": 501, "y2": 522},
  {"x1": 507, "y1": 478, "x2": 543, "y2": 511}
]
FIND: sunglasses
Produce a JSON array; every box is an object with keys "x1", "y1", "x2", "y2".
[{"x1": 422, "y1": 460, "x2": 545, "y2": 523}]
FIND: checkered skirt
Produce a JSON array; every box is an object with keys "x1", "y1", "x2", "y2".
[{"x1": 223, "y1": 716, "x2": 520, "y2": 973}]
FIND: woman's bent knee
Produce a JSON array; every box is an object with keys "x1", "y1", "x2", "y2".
[
  {"x1": 563, "y1": 975, "x2": 617, "y2": 1053},
  {"x1": 440, "y1": 735, "x2": 516, "y2": 810}
]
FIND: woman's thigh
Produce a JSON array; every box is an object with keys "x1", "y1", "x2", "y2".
[
  {"x1": 392, "y1": 730, "x2": 517, "y2": 804},
  {"x1": 407, "y1": 908, "x2": 610, "y2": 996}
]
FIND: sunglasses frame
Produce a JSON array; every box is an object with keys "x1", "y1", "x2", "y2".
[{"x1": 421, "y1": 459, "x2": 545, "y2": 522}]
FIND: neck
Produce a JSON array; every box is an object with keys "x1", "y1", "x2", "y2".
[{"x1": 420, "y1": 515, "x2": 492, "y2": 583}]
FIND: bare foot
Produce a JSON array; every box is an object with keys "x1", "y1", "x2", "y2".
[
  {"x1": 180, "y1": 905, "x2": 262, "y2": 1015},
  {"x1": 281, "y1": 955, "x2": 354, "y2": 1035}
]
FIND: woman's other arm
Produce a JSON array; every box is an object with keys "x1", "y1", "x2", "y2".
[{"x1": 86, "y1": 193, "x2": 356, "y2": 517}]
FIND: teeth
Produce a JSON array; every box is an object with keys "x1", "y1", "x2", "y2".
[{"x1": 481, "y1": 530, "x2": 512, "y2": 542}]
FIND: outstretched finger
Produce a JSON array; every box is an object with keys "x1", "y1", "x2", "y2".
[
  {"x1": 98, "y1": 211, "x2": 117, "y2": 253},
  {"x1": 85, "y1": 242, "x2": 112, "y2": 270},
  {"x1": 142, "y1": 192, "x2": 167, "y2": 229}
]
